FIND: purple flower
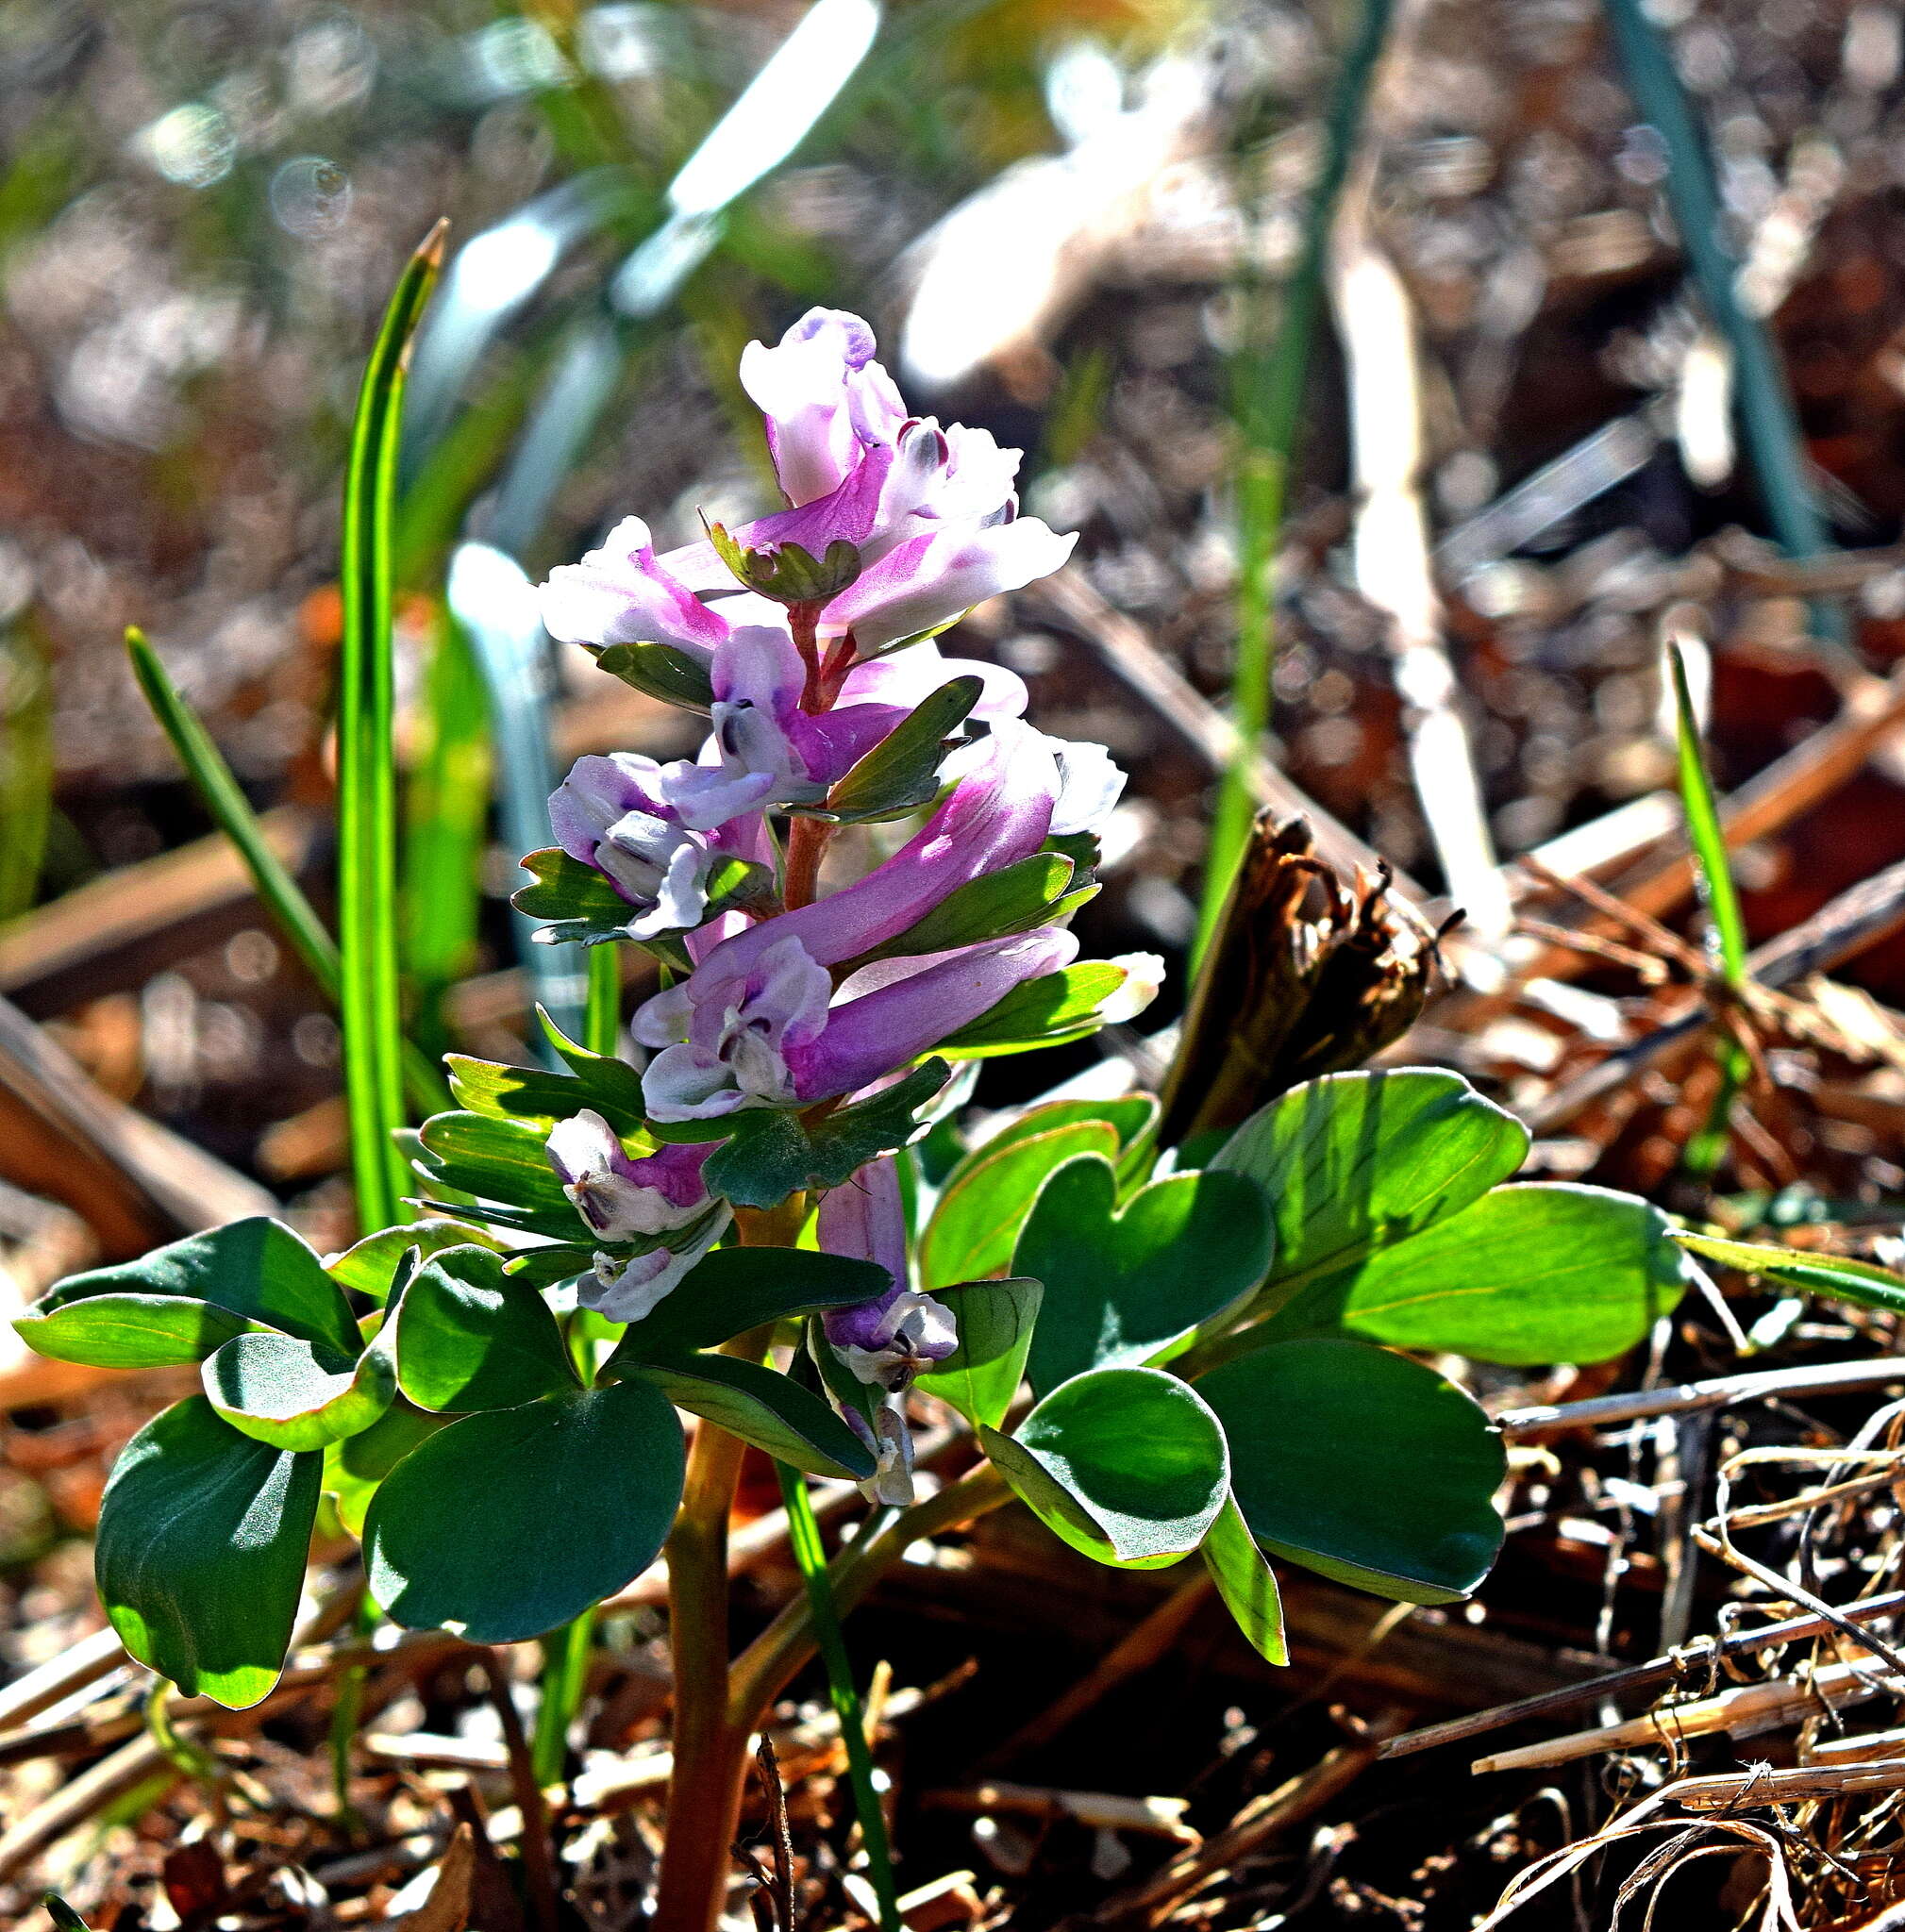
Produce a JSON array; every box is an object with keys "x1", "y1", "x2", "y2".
[
  {"x1": 584, "y1": 1219, "x2": 728, "y2": 1324},
  {"x1": 539, "y1": 516, "x2": 731, "y2": 659},
  {"x1": 633, "y1": 924, "x2": 1078, "y2": 1123},
  {"x1": 1043, "y1": 734, "x2": 1128, "y2": 837},
  {"x1": 662, "y1": 626, "x2": 906, "y2": 830},
  {"x1": 634, "y1": 934, "x2": 832, "y2": 1119},
  {"x1": 663, "y1": 308, "x2": 1073, "y2": 650},
  {"x1": 546, "y1": 1111, "x2": 714, "y2": 1237},
  {"x1": 818, "y1": 1157, "x2": 957, "y2": 1391},
  {"x1": 543, "y1": 1112, "x2": 731, "y2": 1322},
  {"x1": 663, "y1": 720, "x2": 1061, "y2": 991},
  {"x1": 815, "y1": 514, "x2": 1077, "y2": 652},
  {"x1": 836, "y1": 638, "x2": 1028, "y2": 722},
  {"x1": 738, "y1": 308, "x2": 907, "y2": 508},
  {"x1": 628, "y1": 723, "x2": 1068, "y2": 1120},
  {"x1": 549, "y1": 754, "x2": 730, "y2": 938}
]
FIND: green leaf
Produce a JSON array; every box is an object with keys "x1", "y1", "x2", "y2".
[
  {"x1": 503, "y1": 1243, "x2": 602, "y2": 1291},
  {"x1": 590, "y1": 638, "x2": 715, "y2": 711},
  {"x1": 1307, "y1": 1182, "x2": 1687, "y2": 1365},
  {"x1": 201, "y1": 1332, "x2": 395, "y2": 1452},
  {"x1": 1201, "y1": 1497, "x2": 1288, "y2": 1665},
  {"x1": 365, "y1": 1380, "x2": 685, "y2": 1641},
  {"x1": 510, "y1": 847, "x2": 643, "y2": 945},
  {"x1": 1212, "y1": 1069, "x2": 1529, "y2": 1321},
  {"x1": 938, "y1": 962, "x2": 1132, "y2": 1058},
  {"x1": 704, "y1": 1060, "x2": 951, "y2": 1209},
  {"x1": 1017, "y1": 1159, "x2": 1275, "y2": 1396},
  {"x1": 39, "y1": 1219, "x2": 361, "y2": 1360},
  {"x1": 799, "y1": 677, "x2": 981, "y2": 824},
  {"x1": 629, "y1": 1354, "x2": 875, "y2": 1480},
  {"x1": 840, "y1": 854, "x2": 1089, "y2": 972},
  {"x1": 920, "y1": 1124, "x2": 1120, "y2": 1289},
  {"x1": 413, "y1": 1111, "x2": 578, "y2": 1235},
  {"x1": 915, "y1": 1278, "x2": 1043, "y2": 1430},
  {"x1": 447, "y1": 1054, "x2": 642, "y2": 1139},
  {"x1": 1197, "y1": 1339, "x2": 1505, "y2": 1605},
  {"x1": 539, "y1": 1009, "x2": 676, "y2": 1124},
  {"x1": 981, "y1": 1366, "x2": 1228, "y2": 1569},
  {"x1": 323, "y1": 1401, "x2": 445, "y2": 1538},
  {"x1": 1672, "y1": 1230, "x2": 1905, "y2": 1316},
  {"x1": 511, "y1": 846, "x2": 773, "y2": 950},
  {"x1": 42, "y1": 1894, "x2": 92, "y2": 1932},
  {"x1": 395, "y1": 1245, "x2": 577, "y2": 1412},
  {"x1": 607, "y1": 1246, "x2": 892, "y2": 1361},
  {"x1": 326, "y1": 1219, "x2": 499, "y2": 1304},
  {"x1": 96, "y1": 1397, "x2": 322, "y2": 1707},
  {"x1": 15, "y1": 1294, "x2": 261, "y2": 1370},
  {"x1": 942, "y1": 1097, "x2": 1159, "y2": 1182}
]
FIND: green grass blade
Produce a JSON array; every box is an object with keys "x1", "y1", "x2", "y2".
[
  {"x1": 1666, "y1": 637, "x2": 1749, "y2": 1177},
  {"x1": 128, "y1": 627, "x2": 343, "y2": 999},
  {"x1": 405, "y1": 607, "x2": 493, "y2": 1061},
  {"x1": 776, "y1": 1462, "x2": 899, "y2": 1932},
  {"x1": 127, "y1": 637, "x2": 452, "y2": 1121},
  {"x1": 531, "y1": 1607, "x2": 596, "y2": 1787},
  {"x1": 1195, "y1": 0, "x2": 1396, "y2": 963},
  {"x1": 1666, "y1": 640, "x2": 1747, "y2": 988},
  {"x1": 340, "y1": 221, "x2": 448, "y2": 1233},
  {"x1": 1601, "y1": 0, "x2": 1844, "y2": 647},
  {"x1": 0, "y1": 620, "x2": 54, "y2": 921},
  {"x1": 585, "y1": 944, "x2": 620, "y2": 1059}
]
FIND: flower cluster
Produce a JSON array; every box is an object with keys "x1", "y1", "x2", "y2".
[{"x1": 534, "y1": 308, "x2": 1152, "y2": 1487}]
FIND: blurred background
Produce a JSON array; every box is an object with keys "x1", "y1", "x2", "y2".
[
  {"x1": 12, "y1": 3, "x2": 1905, "y2": 1924},
  {"x1": 8, "y1": 0, "x2": 1905, "y2": 1247}
]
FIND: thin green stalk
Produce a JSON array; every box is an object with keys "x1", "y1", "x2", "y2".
[
  {"x1": 405, "y1": 607, "x2": 492, "y2": 1063},
  {"x1": 339, "y1": 222, "x2": 447, "y2": 1233},
  {"x1": 1666, "y1": 638, "x2": 1750, "y2": 1178},
  {"x1": 532, "y1": 1607, "x2": 595, "y2": 1788},
  {"x1": 126, "y1": 632, "x2": 450, "y2": 1117},
  {"x1": 585, "y1": 943, "x2": 621, "y2": 1058},
  {"x1": 1195, "y1": 0, "x2": 1397, "y2": 963},
  {"x1": 0, "y1": 620, "x2": 52, "y2": 921},
  {"x1": 327, "y1": 1591, "x2": 380, "y2": 1826},
  {"x1": 775, "y1": 1463, "x2": 899, "y2": 1932},
  {"x1": 1601, "y1": 0, "x2": 1845, "y2": 647}
]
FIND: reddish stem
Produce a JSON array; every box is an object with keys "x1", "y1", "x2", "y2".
[
  {"x1": 782, "y1": 817, "x2": 830, "y2": 912},
  {"x1": 790, "y1": 602, "x2": 824, "y2": 710}
]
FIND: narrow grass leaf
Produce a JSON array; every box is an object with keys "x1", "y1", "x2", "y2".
[{"x1": 339, "y1": 222, "x2": 448, "y2": 1231}]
